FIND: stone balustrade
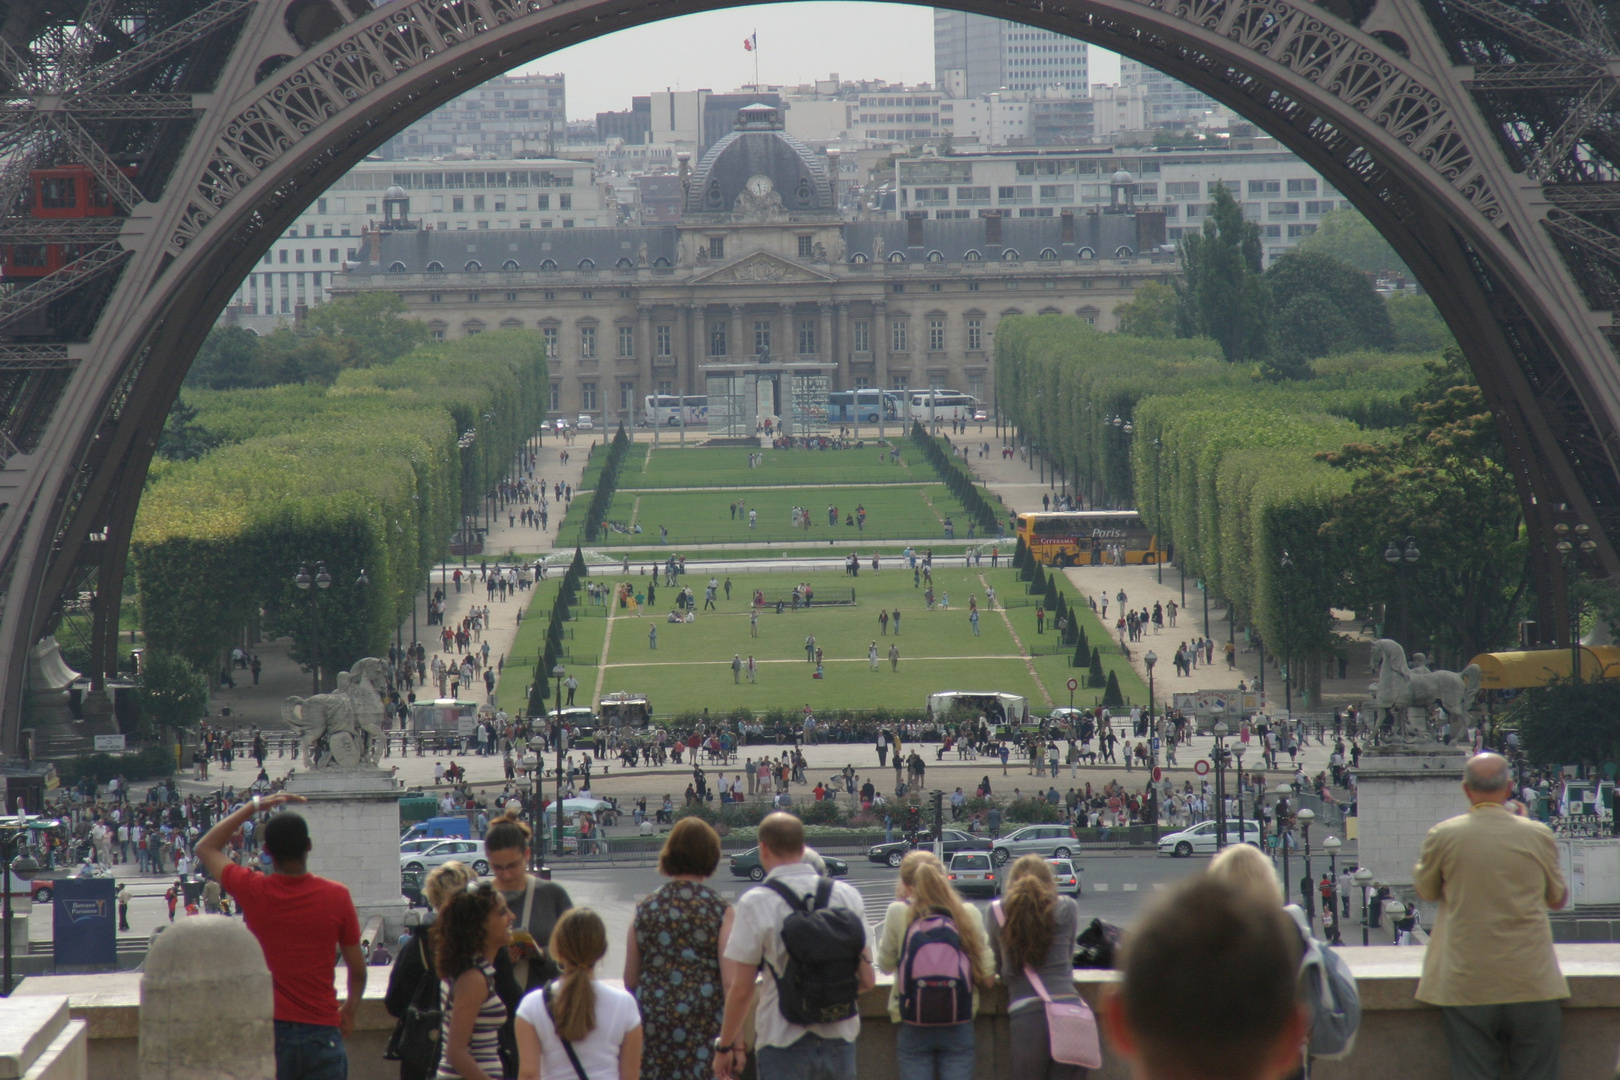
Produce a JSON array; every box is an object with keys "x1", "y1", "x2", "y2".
[{"x1": 10, "y1": 946, "x2": 1620, "y2": 1079}]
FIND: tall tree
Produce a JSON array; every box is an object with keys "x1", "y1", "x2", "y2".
[
  {"x1": 1296, "y1": 208, "x2": 1410, "y2": 276},
  {"x1": 1386, "y1": 293, "x2": 1456, "y2": 352},
  {"x1": 1266, "y1": 250, "x2": 1393, "y2": 354},
  {"x1": 1176, "y1": 184, "x2": 1269, "y2": 361},
  {"x1": 1317, "y1": 348, "x2": 1527, "y2": 665},
  {"x1": 302, "y1": 292, "x2": 429, "y2": 369},
  {"x1": 1112, "y1": 281, "x2": 1179, "y2": 339}
]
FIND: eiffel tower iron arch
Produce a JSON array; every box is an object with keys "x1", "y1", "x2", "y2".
[{"x1": 0, "y1": 0, "x2": 1616, "y2": 754}]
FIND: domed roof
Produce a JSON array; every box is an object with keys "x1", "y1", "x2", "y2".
[
  {"x1": 1111, "y1": 169, "x2": 1134, "y2": 186},
  {"x1": 684, "y1": 105, "x2": 835, "y2": 218},
  {"x1": 384, "y1": 185, "x2": 408, "y2": 199}
]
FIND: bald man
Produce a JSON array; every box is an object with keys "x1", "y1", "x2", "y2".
[{"x1": 1414, "y1": 752, "x2": 1568, "y2": 1080}]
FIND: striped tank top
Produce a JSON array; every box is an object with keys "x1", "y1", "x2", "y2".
[{"x1": 436, "y1": 959, "x2": 506, "y2": 1078}]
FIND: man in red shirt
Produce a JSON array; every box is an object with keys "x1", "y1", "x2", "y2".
[{"x1": 196, "y1": 792, "x2": 365, "y2": 1080}]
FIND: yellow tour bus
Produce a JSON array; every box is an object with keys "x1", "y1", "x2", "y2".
[{"x1": 1015, "y1": 510, "x2": 1162, "y2": 568}]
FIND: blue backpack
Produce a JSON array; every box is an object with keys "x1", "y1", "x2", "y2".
[{"x1": 898, "y1": 911, "x2": 975, "y2": 1026}]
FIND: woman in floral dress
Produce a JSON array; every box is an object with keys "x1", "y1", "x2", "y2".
[{"x1": 623, "y1": 817, "x2": 734, "y2": 1080}]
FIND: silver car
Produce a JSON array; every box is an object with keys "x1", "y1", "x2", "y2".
[
  {"x1": 400, "y1": 838, "x2": 489, "y2": 876},
  {"x1": 991, "y1": 823, "x2": 1080, "y2": 866}
]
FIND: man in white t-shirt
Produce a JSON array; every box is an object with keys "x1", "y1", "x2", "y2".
[{"x1": 714, "y1": 813, "x2": 873, "y2": 1080}]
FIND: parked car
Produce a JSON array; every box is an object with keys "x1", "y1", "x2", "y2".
[
  {"x1": 1047, "y1": 858, "x2": 1082, "y2": 896},
  {"x1": 991, "y1": 824, "x2": 1080, "y2": 866},
  {"x1": 399, "y1": 838, "x2": 448, "y2": 857},
  {"x1": 947, "y1": 851, "x2": 997, "y2": 897},
  {"x1": 1157, "y1": 819, "x2": 1263, "y2": 858},
  {"x1": 728, "y1": 847, "x2": 849, "y2": 882},
  {"x1": 867, "y1": 829, "x2": 990, "y2": 868},
  {"x1": 972, "y1": 409, "x2": 988, "y2": 422},
  {"x1": 576, "y1": 414, "x2": 595, "y2": 430},
  {"x1": 400, "y1": 838, "x2": 489, "y2": 876}
]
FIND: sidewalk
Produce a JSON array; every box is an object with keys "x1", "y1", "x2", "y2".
[{"x1": 961, "y1": 435, "x2": 1380, "y2": 716}]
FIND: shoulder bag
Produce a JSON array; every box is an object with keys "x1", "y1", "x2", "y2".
[
  {"x1": 990, "y1": 900, "x2": 1102, "y2": 1069},
  {"x1": 542, "y1": 981, "x2": 594, "y2": 1080},
  {"x1": 383, "y1": 936, "x2": 444, "y2": 1075}
]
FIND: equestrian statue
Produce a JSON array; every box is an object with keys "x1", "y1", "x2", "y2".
[
  {"x1": 281, "y1": 656, "x2": 388, "y2": 769},
  {"x1": 1367, "y1": 638, "x2": 1481, "y2": 743}
]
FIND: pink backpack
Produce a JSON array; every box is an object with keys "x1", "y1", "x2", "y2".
[{"x1": 898, "y1": 912, "x2": 975, "y2": 1026}]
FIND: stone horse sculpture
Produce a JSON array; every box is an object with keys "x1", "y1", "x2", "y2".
[
  {"x1": 1367, "y1": 638, "x2": 1482, "y2": 742},
  {"x1": 282, "y1": 657, "x2": 388, "y2": 769}
]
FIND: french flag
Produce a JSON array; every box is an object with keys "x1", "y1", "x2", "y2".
[{"x1": 743, "y1": 32, "x2": 756, "y2": 51}]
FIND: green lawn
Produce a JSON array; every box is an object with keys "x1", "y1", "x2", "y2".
[
  {"x1": 618, "y1": 444, "x2": 924, "y2": 489},
  {"x1": 557, "y1": 485, "x2": 981, "y2": 547},
  {"x1": 573, "y1": 567, "x2": 1148, "y2": 716},
  {"x1": 493, "y1": 579, "x2": 609, "y2": 714}
]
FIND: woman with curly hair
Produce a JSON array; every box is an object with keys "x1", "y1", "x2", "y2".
[
  {"x1": 436, "y1": 881, "x2": 514, "y2": 1080},
  {"x1": 987, "y1": 855, "x2": 1087, "y2": 1079},
  {"x1": 515, "y1": 908, "x2": 642, "y2": 1080}
]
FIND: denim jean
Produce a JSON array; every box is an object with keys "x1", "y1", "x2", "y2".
[
  {"x1": 273, "y1": 1020, "x2": 347, "y2": 1080},
  {"x1": 897, "y1": 1021, "x2": 976, "y2": 1080},
  {"x1": 756, "y1": 1032, "x2": 856, "y2": 1080}
]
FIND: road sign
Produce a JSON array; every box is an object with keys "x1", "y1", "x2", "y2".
[
  {"x1": 1194, "y1": 759, "x2": 1210, "y2": 776},
  {"x1": 1152, "y1": 767, "x2": 1162, "y2": 782},
  {"x1": 1067, "y1": 678, "x2": 1079, "y2": 691}
]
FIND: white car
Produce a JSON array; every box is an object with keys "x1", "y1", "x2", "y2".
[
  {"x1": 1158, "y1": 819, "x2": 1262, "y2": 857},
  {"x1": 947, "y1": 851, "x2": 997, "y2": 897},
  {"x1": 1047, "y1": 858, "x2": 1082, "y2": 896},
  {"x1": 399, "y1": 838, "x2": 447, "y2": 858},
  {"x1": 576, "y1": 414, "x2": 595, "y2": 430},
  {"x1": 400, "y1": 838, "x2": 489, "y2": 876}
]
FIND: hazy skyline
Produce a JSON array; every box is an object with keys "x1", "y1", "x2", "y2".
[{"x1": 515, "y1": 3, "x2": 1122, "y2": 121}]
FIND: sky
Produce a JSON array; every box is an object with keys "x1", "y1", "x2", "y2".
[{"x1": 513, "y1": 2, "x2": 1121, "y2": 121}]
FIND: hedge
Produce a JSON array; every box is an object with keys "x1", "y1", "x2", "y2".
[
  {"x1": 909, "y1": 423, "x2": 1004, "y2": 533},
  {"x1": 134, "y1": 330, "x2": 548, "y2": 678}
]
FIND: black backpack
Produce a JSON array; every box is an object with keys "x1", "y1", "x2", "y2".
[
  {"x1": 764, "y1": 878, "x2": 867, "y2": 1026},
  {"x1": 383, "y1": 937, "x2": 443, "y2": 1075}
]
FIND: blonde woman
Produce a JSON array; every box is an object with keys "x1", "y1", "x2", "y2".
[
  {"x1": 515, "y1": 908, "x2": 642, "y2": 1080},
  {"x1": 876, "y1": 850, "x2": 995, "y2": 1080},
  {"x1": 986, "y1": 855, "x2": 1087, "y2": 1079}
]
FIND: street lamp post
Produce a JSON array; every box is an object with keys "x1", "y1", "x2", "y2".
[
  {"x1": 1353, "y1": 867, "x2": 1374, "y2": 946},
  {"x1": 1144, "y1": 651, "x2": 1158, "y2": 762},
  {"x1": 1383, "y1": 536, "x2": 1419, "y2": 644},
  {"x1": 1275, "y1": 783, "x2": 1293, "y2": 893},
  {"x1": 552, "y1": 663, "x2": 567, "y2": 859},
  {"x1": 1279, "y1": 551, "x2": 1295, "y2": 717},
  {"x1": 1152, "y1": 437, "x2": 1163, "y2": 584},
  {"x1": 1212, "y1": 721, "x2": 1229, "y2": 852},
  {"x1": 1323, "y1": 836, "x2": 1343, "y2": 945},
  {"x1": 1297, "y1": 807, "x2": 1315, "y2": 919},
  {"x1": 1554, "y1": 522, "x2": 1598, "y2": 680},
  {"x1": 294, "y1": 561, "x2": 332, "y2": 694}
]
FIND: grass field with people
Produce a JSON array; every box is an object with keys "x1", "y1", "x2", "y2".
[{"x1": 514, "y1": 566, "x2": 1153, "y2": 716}]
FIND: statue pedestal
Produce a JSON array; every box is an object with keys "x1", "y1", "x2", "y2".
[
  {"x1": 283, "y1": 770, "x2": 406, "y2": 939},
  {"x1": 1356, "y1": 743, "x2": 1467, "y2": 906}
]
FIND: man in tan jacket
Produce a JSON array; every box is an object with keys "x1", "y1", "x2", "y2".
[{"x1": 1414, "y1": 752, "x2": 1568, "y2": 1080}]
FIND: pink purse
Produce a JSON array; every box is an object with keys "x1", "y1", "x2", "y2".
[{"x1": 991, "y1": 900, "x2": 1102, "y2": 1069}]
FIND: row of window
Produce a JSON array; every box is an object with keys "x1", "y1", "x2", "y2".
[
  {"x1": 266, "y1": 247, "x2": 351, "y2": 265},
  {"x1": 438, "y1": 316, "x2": 991, "y2": 358},
  {"x1": 544, "y1": 375, "x2": 991, "y2": 414},
  {"x1": 852, "y1": 246, "x2": 1134, "y2": 263}
]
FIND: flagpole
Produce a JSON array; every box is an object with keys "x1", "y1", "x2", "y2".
[{"x1": 753, "y1": 28, "x2": 760, "y2": 91}]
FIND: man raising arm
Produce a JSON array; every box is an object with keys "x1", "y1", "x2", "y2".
[{"x1": 196, "y1": 793, "x2": 367, "y2": 1080}]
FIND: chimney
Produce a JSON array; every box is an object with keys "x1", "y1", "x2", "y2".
[
  {"x1": 985, "y1": 211, "x2": 1002, "y2": 246},
  {"x1": 906, "y1": 212, "x2": 925, "y2": 248},
  {"x1": 1060, "y1": 209, "x2": 1075, "y2": 244},
  {"x1": 366, "y1": 227, "x2": 381, "y2": 267}
]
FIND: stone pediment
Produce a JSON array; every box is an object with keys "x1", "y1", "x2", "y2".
[{"x1": 690, "y1": 251, "x2": 836, "y2": 286}]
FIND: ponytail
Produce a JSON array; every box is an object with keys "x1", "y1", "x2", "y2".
[{"x1": 548, "y1": 908, "x2": 607, "y2": 1042}]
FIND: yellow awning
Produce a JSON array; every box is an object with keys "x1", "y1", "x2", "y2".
[{"x1": 1467, "y1": 647, "x2": 1620, "y2": 689}]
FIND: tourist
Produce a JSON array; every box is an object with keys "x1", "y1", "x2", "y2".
[
  {"x1": 515, "y1": 909, "x2": 642, "y2": 1080},
  {"x1": 437, "y1": 880, "x2": 513, "y2": 1080},
  {"x1": 986, "y1": 855, "x2": 1083, "y2": 1080},
  {"x1": 623, "y1": 818, "x2": 733, "y2": 1080},
  {"x1": 485, "y1": 807, "x2": 574, "y2": 1056},
  {"x1": 1104, "y1": 876, "x2": 1306, "y2": 1080},
  {"x1": 715, "y1": 813, "x2": 873, "y2": 1080},
  {"x1": 1414, "y1": 752, "x2": 1568, "y2": 1080},
  {"x1": 385, "y1": 861, "x2": 476, "y2": 1080},
  {"x1": 876, "y1": 851, "x2": 994, "y2": 1080},
  {"x1": 195, "y1": 792, "x2": 365, "y2": 1080}
]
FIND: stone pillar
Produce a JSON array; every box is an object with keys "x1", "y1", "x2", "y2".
[
  {"x1": 835, "y1": 300, "x2": 850, "y2": 377},
  {"x1": 817, "y1": 301, "x2": 834, "y2": 368},
  {"x1": 685, "y1": 304, "x2": 702, "y2": 396},
  {"x1": 1355, "y1": 744, "x2": 1468, "y2": 911},
  {"x1": 729, "y1": 304, "x2": 746, "y2": 359},
  {"x1": 141, "y1": 916, "x2": 274, "y2": 1080},
  {"x1": 636, "y1": 304, "x2": 653, "y2": 426},
  {"x1": 283, "y1": 769, "x2": 408, "y2": 937}
]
